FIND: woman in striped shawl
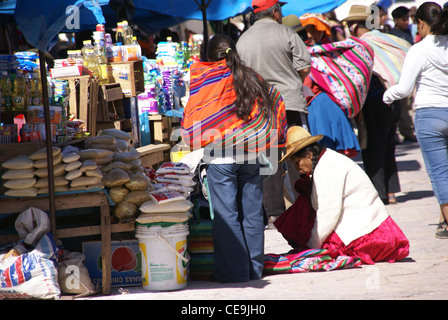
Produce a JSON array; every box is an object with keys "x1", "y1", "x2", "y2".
[{"x1": 181, "y1": 34, "x2": 287, "y2": 282}]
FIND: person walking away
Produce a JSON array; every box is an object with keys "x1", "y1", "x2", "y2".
[
  {"x1": 298, "y1": 13, "x2": 367, "y2": 158},
  {"x1": 390, "y1": 6, "x2": 417, "y2": 143},
  {"x1": 236, "y1": 0, "x2": 311, "y2": 226},
  {"x1": 342, "y1": 5, "x2": 410, "y2": 205},
  {"x1": 383, "y1": 2, "x2": 448, "y2": 238},
  {"x1": 181, "y1": 34, "x2": 287, "y2": 282},
  {"x1": 273, "y1": 126, "x2": 409, "y2": 264}
]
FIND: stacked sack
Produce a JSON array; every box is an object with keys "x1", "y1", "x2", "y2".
[
  {"x1": 84, "y1": 129, "x2": 154, "y2": 221},
  {"x1": 65, "y1": 146, "x2": 107, "y2": 192},
  {"x1": 137, "y1": 162, "x2": 195, "y2": 225},
  {"x1": 31, "y1": 147, "x2": 70, "y2": 194},
  {"x1": 153, "y1": 162, "x2": 196, "y2": 198},
  {"x1": 1, "y1": 154, "x2": 37, "y2": 197}
]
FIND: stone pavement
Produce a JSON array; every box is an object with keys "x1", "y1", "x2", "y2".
[{"x1": 81, "y1": 141, "x2": 448, "y2": 301}]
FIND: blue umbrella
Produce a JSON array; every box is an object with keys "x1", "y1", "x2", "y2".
[
  {"x1": 14, "y1": 0, "x2": 107, "y2": 53},
  {"x1": 282, "y1": 0, "x2": 348, "y2": 17}
]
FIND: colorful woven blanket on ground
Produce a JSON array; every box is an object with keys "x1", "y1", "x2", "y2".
[
  {"x1": 181, "y1": 59, "x2": 287, "y2": 152},
  {"x1": 360, "y1": 30, "x2": 411, "y2": 90},
  {"x1": 264, "y1": 248, "x2": 362, "y2": 274},
  {"x1": 308, "y1": 36, "x2": 374, "y2": 118}
]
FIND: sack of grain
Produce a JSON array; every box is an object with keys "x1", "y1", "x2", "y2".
[
  {"x1": 33, "y1": 152, "x2": 63, "y2": 169},
  {"x1": 2, "y1": 169, "x2": 35, "y2": 180},
  {"x1": 3, "y1": 178, "x2": 36, "y2": 190},
  {"x1": 2, "y1": 155, "x2": 34, "y2": 170},
  {"x1": 65, "y1": 161, "x2": 82, "y2": 172},
  {"x1": 34, "y1": 163, "x2": 66, "y2": 178},
  {"x1": 4, "y1": 188, "x2": 38, "y2": 197},
  {"x1": 108, "y1": 186, "x2": 129, "y2": 204},
  {"x1": 29, "y1": 146, "x2": 61, "y2": 161},
  {"x1": 102, "y1": 168, "x2": 130, "y2": 187}
]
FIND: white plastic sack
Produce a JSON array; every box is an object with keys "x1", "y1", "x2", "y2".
[
  {"x1": 58, "y1": 250, "x2": 95, "y2": 295},
  {"x1": 15, "y1": 207, "x2": 51, "y2": 250},
  {"x1": 0, "y1": 233, "x2": 60, "y2": 299}
]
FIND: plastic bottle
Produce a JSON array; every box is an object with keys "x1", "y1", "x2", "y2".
[
  {"x1": 72, "y1": 50, "x2": 84, "y2": 66},
  {"x1": 0, "y1": 71, "x2": 13, "y2": 111},
  {"x1": 84, "y1": 48, "x2": 100, "y2": 79},
  {"x1": 122, "y1": 20, "x2": 133, "y2": 45},
  {"x1": 116, "y1": 24, "x2": 124, "y2": 44},
  {"x1": 93, "y1": 37, "x2": 108, "y2": 85},
  {"x1": 12, "y1": 70, "x2": 28, "y2": 112},
  {"x1": 63, "y1": 50, "x2": 76, "y2": 67},
  {"x1": 29, "y1": 72, "x2": 42, "y2": 106},
  {"x1": 81, "y1": 40, "x2": 94, "y2": 62}
]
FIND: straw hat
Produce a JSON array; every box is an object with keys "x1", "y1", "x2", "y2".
[
  {"x1": 341, "y1": 5, "x2": 371, "y2": 22},
  {"x1": 282, "y1": 14, "x2": 304, "y2": 33},
  {"x1": 280, "y1": 126, "x2": 323, "y2": 163}
]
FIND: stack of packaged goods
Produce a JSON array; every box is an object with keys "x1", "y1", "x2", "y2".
[
  {"x1": 136, "y1": 162, "x2": 196, "y2": 225},
  {"x1": 0, "y1": 145, "x2": 107, "y2": 197},
  {"x1": 23, "y1": 76, "x2": 69, "y2": 143},
  {"x1": 0, "y1": 50, "x2": 72, "y2": 144},
  {"x1": 81, "y1": 129, "x2": 153, "y2": 221},
  {"x1": 1, "y1": 153, "x2": 37, "y2": 197},
  {"x1": 65, "y1": 146, "x2": 105, "y2": 192},
  {"x1": 31, "y1": 147, "x2": 69, "y2": 195}
]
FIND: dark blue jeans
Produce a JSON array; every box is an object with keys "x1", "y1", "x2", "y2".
[{"x1": 207, "y1": 160, "x2": 265, "y2": 282}]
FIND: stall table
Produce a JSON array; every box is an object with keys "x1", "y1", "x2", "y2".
[{"x1": 0, "y1": 191, "x2": 134, "y2": 295}]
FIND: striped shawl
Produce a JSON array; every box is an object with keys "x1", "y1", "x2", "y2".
[
  {"x1": 361, "y1": 30, "x2": 411, "y2": 89},
  {"x1": 181, "y1": 59, "x2": 287, "y2": 153},
  {"x1": 308, "y1": 36, "x2": 374, "y2": 118}
]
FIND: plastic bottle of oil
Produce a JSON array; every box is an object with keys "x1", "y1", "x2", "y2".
[
  {"x1": 29, "y1": 72, "x2": 42, "y2": 106},
  {"x1": 0, "y1": 71, "x2": 13, "y2": 111},
  {"x1": 84, "y1": 48, "x2": 100, "y2": 80},
  {"x1": 93, "y1": 36, "x2": 109, "y2": 85},
  {"x1": 81, "y1": 40, "x2": 94, "y2": 63},
  {"x1": 12, "y1": 70, "x2": 28, "y2": 112}
]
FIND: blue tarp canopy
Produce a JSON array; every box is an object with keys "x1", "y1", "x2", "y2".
[
  {"x1": 282, "y1": 0, "x2": 347, "y2": 17},
  {"x1": 3, "y1": 0, "x2": 349, "y2": 53},
  {"x1": 132, "y1": 0, "x2": 252, "y2": 21},
  {"x1": 13, "y1": 0, "x2": 107, "y2": 52}
]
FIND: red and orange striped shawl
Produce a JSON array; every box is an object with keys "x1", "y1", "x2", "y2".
[{"x1": 181, "y1": 59, "x2": 287, "y2": 153}]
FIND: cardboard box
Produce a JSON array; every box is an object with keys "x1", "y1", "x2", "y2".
[
  {"x1": 109, "y1": 60, "x2": 144, "y2": 97},
  {"x1": 22, "y1": 123, "x2": 58, "y2": 142},
  {"x1": 27, "y1": 105, "x2": 63, "y2": 124},
  {"x1": 82, "y1": 240, "x2": 142, "y2": 288}
]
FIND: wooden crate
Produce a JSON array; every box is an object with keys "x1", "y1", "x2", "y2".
[
  {"x1": 136, "y1": 143, "x2": 171, "y2": 167},
  {"x1": 109, "y1": 60, "x2": 144, "y2": 97},
  {"x1": 96, "y1": 83, "x2": 124, "y2": 122},
  {"x1": 59, "y1": 76, "x2": 99, "y2": 136},
  {"x1": 148, "y1": 114, "x2": 171, "y2": 144}
]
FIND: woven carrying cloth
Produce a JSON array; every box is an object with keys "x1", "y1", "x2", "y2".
[
  {"x1": 181, "y1": 59, "x2": 287, "y2": 152},
  {"x1": 308, "y1": 36, "x2": 374, "y2": 118}
]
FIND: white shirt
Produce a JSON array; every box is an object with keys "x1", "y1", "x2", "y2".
[
  {"x1": 308, "y1": 149, "x2": 389, "y2": 248},
  {"x1": 383, "y1": 35, "x2": 448, "y2": 108}
]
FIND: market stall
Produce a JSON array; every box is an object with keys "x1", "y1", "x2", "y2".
[
  {"x1": 0, "y1": 0, "x2": 203, "y2": 299},
  {"x1": 0, "y1": 0, "x2": 352, "y2": 300}
]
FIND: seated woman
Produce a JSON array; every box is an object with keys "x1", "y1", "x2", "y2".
[{"x1": 274, "y1": 126, "x2": 409, "y2": 264}]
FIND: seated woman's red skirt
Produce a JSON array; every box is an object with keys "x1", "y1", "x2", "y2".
[{"x1": 322, "y1": 216, "x2": 410, "y2": 265}]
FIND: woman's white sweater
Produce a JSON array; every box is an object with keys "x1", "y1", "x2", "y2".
[{"x1": 308, "y1": 149, "x2": 389, "y2": 248}]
